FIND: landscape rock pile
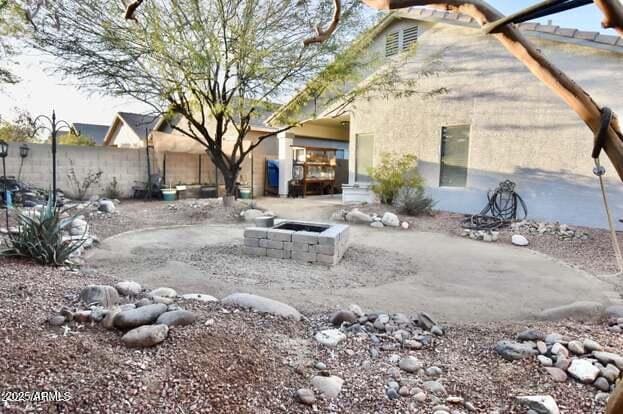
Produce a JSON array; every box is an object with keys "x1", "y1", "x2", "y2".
[
  {"x1": 47, "y1": 282, "x2": 200, "y2": 348},
  {"x1": 495, "y1": 328, "x2": 622, "y2": 395},
  {"x1": 333, "y1": 208, "x2": 409, "y2": 229},
  {"x1": 511, "y1": 220, "x2": 590, "y2": 241},
  {"x1": 461, "y1": 229, "x2": 500, "y2": 242}
]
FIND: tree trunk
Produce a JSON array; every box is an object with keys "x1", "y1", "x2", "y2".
[
  {"x1": 362, "y1": 0, "x2": 623, "y2": 181},
  {"x1": 222, "y1": 166, "x2": 240, "y2": 197}
]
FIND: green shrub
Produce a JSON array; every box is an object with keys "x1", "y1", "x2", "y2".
[
  {"x1": 368, "y1": 153, "x2": 423, "y2": 204},
  {"x1": 1, "y1": 198, "x2": 86, "y2": 266},
  {"x1": 393, "y1": 186, "x2": 436, "y2": 216},
  {"x1": 105, "y1": 177, "x2": 121, "y2": 199}
]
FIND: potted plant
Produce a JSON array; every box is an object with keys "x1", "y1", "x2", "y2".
[
  {"x1": 238, "y1": 175, "x2": 252, "y2": 199},
  {"x1": 161, "y1": 184, "x2": 177, "y2": 201}
]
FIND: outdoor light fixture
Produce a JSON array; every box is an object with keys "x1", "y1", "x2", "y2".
[
  {"x1": 0, "y1": 140, "x2": 7, "y2": 158},
  {"x1": 17, "y1": 143, "x2": 30, "y2": 182},
  {"x1": 19, "y1": 144, "x2": 29, "y2": 159},
  {"x1": 0, "y1": 139, "x2": 9, "y2": 230},
  {"x1": 31, "y1": 111, "x2": 74, "y2": 205}
]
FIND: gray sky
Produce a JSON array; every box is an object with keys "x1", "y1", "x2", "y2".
[{"x1": 0, "y1": 1, "x2": 616, "y2": 126}]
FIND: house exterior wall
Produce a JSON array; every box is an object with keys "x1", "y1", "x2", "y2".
[
  {"x1": 345, "y1": 20, "x2": 623, "y2": 228},
  {"x1": 3, "y1": 142, "x2": 147, "y2": 199},
  {"x1": 109, "y1": 121, "x2": 145, "y2": 148}
]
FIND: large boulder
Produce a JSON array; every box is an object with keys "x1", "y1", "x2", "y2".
[
  {"x1": 381, "y1": 212, "x2": 400, "y2": 227},
  {"x1": 345, "y1": 209, "x2": 372, "y2": 224},
  {"x1": 113, "y1": 303, "x2": 168, "y2": 329},
  {"x1": 495, "y1": 340, "x2": 537, "y2": 361},
  {"x1": 155, "y1": 310, "x2": 196, "y2": 327},
  {"x1": 79, "y1": 285, "x2": 119, "y2": 308},
  {"x1": 221, "y1": 293, "x2": 301, "y2": 320},
  {"x1": 115, "y1": 281, "x2": 142, "y2": 296},
  {"x1": 121, "y1": 325, "x2": 168, "y2": 348}
]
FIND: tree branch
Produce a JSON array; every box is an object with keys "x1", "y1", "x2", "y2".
[
  {"x1": 360, "y1": 0, "x2": 623, "y2": 181},
  {"x1": 594, "y1": 0, "x2": 623, "y2": 36},
  {"x1": 304, "y1": 0, "x2": 341, "y2": 46}
]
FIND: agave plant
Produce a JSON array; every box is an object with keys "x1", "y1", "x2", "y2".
[{"x1": 1, "y1": 197, "x2": 87, "y2": 266}]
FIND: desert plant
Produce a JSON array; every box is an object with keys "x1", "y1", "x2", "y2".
[
  {"x1": 1, "y1": 198, "x2": 86, "y2": 265},
  {"x1": 105, "y1": 177, "x2": 121, "y2": 199},
  {"x1": 393, "y1": 186, "x2": 436, "y2": 216},
  {"x1": 66, "y1": 159, "x2": 103, "y2": 200},
  {"x1": 368, "y1": 153, "x2": 423, "y2": 204}
]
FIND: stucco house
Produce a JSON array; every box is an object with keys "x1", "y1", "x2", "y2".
[
  {"x1": 269, "y1": 7, "x2": 623, "y2": 228},
  {"x1": 103, "y1": 112, "x2": 159, "y2": 148}
]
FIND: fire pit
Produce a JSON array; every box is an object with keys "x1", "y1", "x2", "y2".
[{"x1": 243, "y1": 220, "x2": 349, "y2": 265}]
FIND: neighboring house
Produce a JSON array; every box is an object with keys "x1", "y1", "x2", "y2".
[
  {"x1": 151, "y1": 109, "x2": 278, "y2": 196},
  {"x1": 270, "y1": 8, "x2": 623, "y2": 228},
  {"x1": 103, "y1": 112, "x2": 159, "y2": 148},
  {"x1": 72, "y1": 123, "x2": 109, "y2": 145}
]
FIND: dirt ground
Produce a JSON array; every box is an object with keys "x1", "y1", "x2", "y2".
[{"x1": 0, "y1": 257, "x2": 620, "y2": 413}]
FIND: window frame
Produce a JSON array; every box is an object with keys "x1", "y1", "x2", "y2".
[{"x1": 438, "y1": 124, "x2": 471, "y2": 188}]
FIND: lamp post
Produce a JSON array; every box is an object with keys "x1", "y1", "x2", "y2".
[
  {"x1": 31, "y1": 111, "x2": 76, "y2": 205},
  {"x1": 0, "y1": 140, "x2": 9, "y2": 230},
  {"x1": 17, "y1": 143, "x2": 29, "y2": 182}
]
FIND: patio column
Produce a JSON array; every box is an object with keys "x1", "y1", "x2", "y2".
[{"x1": 278, "y1": 131, "x2": 294, "y2": 197}]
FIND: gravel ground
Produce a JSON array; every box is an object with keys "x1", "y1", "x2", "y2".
[
  {"x1": 355, "y1": 204, "x2": 623, "y2": 277},
  {"x1": 105, "y1": 242, "x2": 418, "y2": 290},
  {"x1": 1, "y1": 258, "x2": 621, "y2": 413}
]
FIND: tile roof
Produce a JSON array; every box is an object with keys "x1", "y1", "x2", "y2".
[
  {"x1": 117, "y1": 112, "x2": 160, "y2": 140},
  {"x1": 72, "y1": 123, "x2": 109, "y2": 145},
  {"x1": 406, "y1": 7, "x2": 623, "y2": 52}
]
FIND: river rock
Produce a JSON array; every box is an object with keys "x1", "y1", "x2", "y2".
[
  {"x1": 583, "y1": 339, "x2": 603, "y2": 352},
  {"x1": 155, "y1": 310, "x2": 196, "y2": 327},
  {"x1": 115, "y1": 281, "x2": 142, "y2": 296},
  {"x1": 221, "y1": 293, "x2": 301, "y2": 320},
  {"x1": 516, "y1": 395, "x2": 560, "y2": 414},
  {"x1": 567, "y1": 340, "x2": 585, "y2": 355},
  {"x1": 121, "y1": 324, "x2": 168, "y2": 348},
  {"x1": 113, "y1": 303, "x2": 168, "y2": 329},
  {"x1": 422, "y1": 380, "x2": 447, "y2": 396},
  {"x1": 102, "y1": 306, "x2": 121, "y2": 330},
  {"x1": 79, "y1": 285, "x2": 119, "y2": 308},
  {"x1": 98, "y1": 199, "x2": 115, "y2": 213},
  {"x1": 345, "y1": 209, "x2": 372, "y2": 224},
  {"x1": 511, "y1": 235, "x2": 529, "y2": 246},
  {"x1": 417, "y1": 312, "x2": 436, "y2": 330},
  {"x1": 149, "y1": 287, "x2": 177, "y2": 298},
  {"x1": 181, "y1": 293, "x2": 218, "y2": 302},
  {"x1": 594, "y1": 377, "x2": 611, "y2": 392},
  {"x1": 311, "y1": 375, "x2": 343, "y2": 399},
  {"x1": 48, "y1": 315, "x2": 66, "y2": 326},
  {"x1": 600, "y1": 364, "x2": 620, "y2": 383},
  {"x1": 381, "y1": 212, "x2": 400, "y2": 227},
  {"x1": 295, "y1": 388, "x2": 315, "y2": 405},
  {"x1": 315, "y1": 329, "x2": 346, "y2": 347},
  {"x1": 330, "y1": 310, "x2": 357, "y2": 326},
  {"x1": 545, "y1": 367, "x2": 568, "y2": 382},
  {"x1": 495, "y1": 340, "x2": 537, "y2": 361},
  {"x1": 518, "y1": 329, "x2": 545, "y2": 341},
  {"x1": 537, "y1": 356, "x2": 553, "y2": 367},
  {"x1": 568, "y1": 359, "x2": 600, "y2": 384},
  {"x1": 593, "y1": 351, "x2": 623, "y2": 370},
  {"x1": 399, "y1": 356, "x2": 423, "y2": 373}
]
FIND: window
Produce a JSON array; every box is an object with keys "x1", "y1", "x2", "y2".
[
  {"x1": 439, "y1": 125, "x2": 470, "y2": 187},
  {"x1": 355, "y1": 134, "x2": 374, "y2": 183},
  {"x1": 402, "y1": 26, "x2": 419, "y2": 50},
  {"x1": 385, "y1": 31, "x2": 399, "y2": 57}
]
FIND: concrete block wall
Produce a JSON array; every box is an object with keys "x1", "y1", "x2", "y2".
[
  {"x1": 3, "y1": 142, "x2": 147, "y2": 199},
  {"x1": 242, "y1": 223, "x2": 350, "y2": 265}
]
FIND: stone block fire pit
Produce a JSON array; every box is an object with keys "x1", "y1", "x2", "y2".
[{"x1": 243, "y1": 221, "x2": 349, "y2": 265}]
